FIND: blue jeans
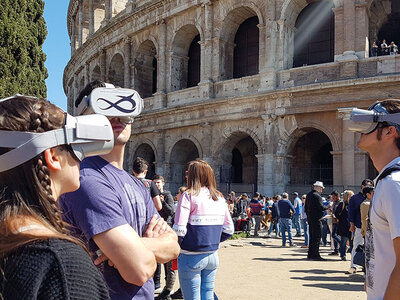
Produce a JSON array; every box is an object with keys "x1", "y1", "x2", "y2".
[
  {"x1": 292, "y1": 214, "x2": 302, "y2": 235},
  {"x1": 279, "y1": 218, "x2": 293, "y2": 246},
  {"x1": 301, "y1": 218, "x2": 309, "y2": 246},
  {"x1": 268, "y1": 219, "x2": 280, "y2": 236},
  {"x1": 178, "y1": 252, "x2": 219, "y2": 300},
  {"x1": 339, "y1": 236, "x2": 349, "y2": 258}
]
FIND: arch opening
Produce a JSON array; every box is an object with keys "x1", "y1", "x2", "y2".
[
  {"x1": 135, "y1": 40, "x2": 157, "y2": 98},
  {"x1": 233, "y1": 16, "x2": 259, "y2": 78},
  {"x1": 133, "y1": 143, "x2": 156, "y2": 180},
  {"x1": 169, "y1": 139, "x2": 200, "y2": 193},
  {"x1": 92, "y1": 65, "x2": 101, "y2": 81},
  {"x1": 170, "y1": 25, "x2": 201, "y2": 92},
  {"x1": 369, "y1": 0, "x2": 400, "y2": 56},
  {"x1": 219, "y1": 133, "x2": 258, "y2": 194},
  {"x1": 293, "y1": 1, "x2": 335, "y2": 68},
  {"x1": 288, "y1": 129, "x2": 333, "y2": 187},
  {"x1": 108, "y1": 53, "x2": 125, "y2": 87}
]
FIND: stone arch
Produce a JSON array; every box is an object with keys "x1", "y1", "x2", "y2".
[
  {"x1": 169, "y1": 24, "x2": 202, "y2": 91},
  {"x1": 219, "y1": 6, "x2": 260, "y2": 80},
  {"x1": 216, "y1": 131, "x2": 259, "y2": 192},
  {"x1": 108, "y1": 52, "x2": 125, "y2": 87},
  {"x1": 278, "y1": 120, "x2": 339, "y2": 155},
  {"x1": 92, "y1": 65, "x2": 101, "y2": 81},
  {"x1": 215, "y1": 127, "x2": 263, "y2": 156},
  {"x1": 369, "y1": 0, "x2": 400, "y2": 55},
  {"x1": 134, "y1": 40, "x2": 157, "y2": 98},
  {"x1": 133, "y1": 142, "x2": 157, "y2": 180},
  {"x1": 168, "y1": 138, "x2": 201, "y2": 193}
]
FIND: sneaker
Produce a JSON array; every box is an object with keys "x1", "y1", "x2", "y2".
[
  {"x1": 154, "y1": 282, "x2": 162, "y2": 293},
  {"x1": 328, "y1": 251, "x2": 339, "y2": 256},
  {"x1": 341, "y1": 256, "x2": 347, "y2": 261},
  {"x1": 346, "y1": 267, "x2": 357, "y2": 274},
  {"x1": 289, "y1": 244, "x2": 296, "y2": 247},
  {"x1": 171, "y1": 288, "x2": 183, "y2": 299},
  {"x1": 301, "y1": 245, "x2": 308, "y2": 248},
  {"x1": 295, "y1": 233, "x2": 301, "y2": 237},
  {"x1": 155, "y1": 289, "x2": 172, "y2": 300}
]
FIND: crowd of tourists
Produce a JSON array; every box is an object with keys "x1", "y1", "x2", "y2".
[{"x1": 2, "y1": 82, "x2": 400, "y2": 300}]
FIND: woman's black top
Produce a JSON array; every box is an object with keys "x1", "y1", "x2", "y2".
[{"x1": 0, "y1": 238, "x2": 110, "y2": 299}]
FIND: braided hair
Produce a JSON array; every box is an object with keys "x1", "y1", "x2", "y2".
[{"x1": 0, "y1": 96, "x2": 81, "y2": 256}]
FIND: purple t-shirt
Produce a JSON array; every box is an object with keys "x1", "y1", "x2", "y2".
[{"x1": 60, "y1": 156, "x2": 158, "y2": 300}]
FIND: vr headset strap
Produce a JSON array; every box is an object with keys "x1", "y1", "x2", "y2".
[{"x1": 0, "y1": 129, "x2": 69, "y2": 173}]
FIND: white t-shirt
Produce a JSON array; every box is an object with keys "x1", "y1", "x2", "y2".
[{"x1": 366, "y1": 157, "x2": 400, "y2": 300}]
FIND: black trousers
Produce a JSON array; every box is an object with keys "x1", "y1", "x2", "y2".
[{"x1": 308, "y1": 219, "x2": 322, "y2": 258}]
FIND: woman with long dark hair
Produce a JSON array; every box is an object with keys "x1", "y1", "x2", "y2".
[
  {"x1": 173, "y1": 159, "x2": 234, "y2": 300},
  {"x1": 0, "y1": 96, "x2": 110, "y2": 299}
]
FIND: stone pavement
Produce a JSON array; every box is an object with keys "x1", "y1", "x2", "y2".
[{"x1": 213, "y1": 232, "x2": 366, "y2": 300}]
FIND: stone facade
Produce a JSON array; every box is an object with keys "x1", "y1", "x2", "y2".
[{"x1": 64, "y1": 0, "x2": 400, "y2": 196}]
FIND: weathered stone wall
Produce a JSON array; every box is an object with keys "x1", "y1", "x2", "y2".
[{"x1": 64, "y1": 0, "x2": 400, "y2": 195}]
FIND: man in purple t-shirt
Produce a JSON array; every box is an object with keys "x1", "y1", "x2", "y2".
[{"x1": 60, "y1": 81, "x2": 180, "y2": 300}]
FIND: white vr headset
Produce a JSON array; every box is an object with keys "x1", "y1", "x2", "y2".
[
  {"x1": 0, "y1": 100, "x2": 114, "y2": 172},
  {"x1": 76, "y1": 83, "x2": 144, "y2": 123},
  {"x1": 348, "y1": 100, "x2": 400, "y2": 134}
]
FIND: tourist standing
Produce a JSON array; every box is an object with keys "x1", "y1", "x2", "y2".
[
  {"x1": 174, "y1": 159, "x2": 234, "y2": 300},
  {"x1": 300, "y1": 194, "x2": 309, "y2": 248},
  {"x1": 292, "y1": 192, "x2": 302, "y2": 237},
  {"x1": 278, "y1": 193, "x2": 295, "y2": 247},
  {"x1": 250, "y1": 192, "x2": 264, "y2": 236},
  {"x1": 305, "y1": 181, "x2": 326, "y2": 261},
  {"x1": 335, "y1": 190, "x2": 353, "y2": 261}
]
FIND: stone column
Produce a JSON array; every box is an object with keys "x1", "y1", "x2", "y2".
[
  {"x1": 337, "y1": 108, "x2": 356, "y2": 187},
  {"x1": 78, "y1": 6, "x2": 83, "y2": 47},
  {"x1": 125, "y1": 0, "x2": 137, "y2": 13},
  {"x1": 71, "y1": 15, "x2": 77, "y2": 55},
  {"x1": 105, "y1": 0, "x2": 112, "y2": 20},
  {"x1": 124, "y1": 38, "x2": 131, "y2": 88},
  {"x1": 88, "y1": 0, "x2": 94, "y2": 35},
  {"x1": 333, "y1": 6, "x2": 344, "y2": 59},
  {"x1": 85, "y1": 62, "x2": 90, "y2": 85},
  {"x1": 100, "y1": 49, "x2": 107, "y2": 82},
  {"x1": 355, "y1": 1, "x2": 369, "y2": 58},
  {"x1": 259, "y1": 21, "x2": 278, "y2": 91},
  {"x1": 155, "y1": 130, "x2": 166, "y2": 176},
  {"x1": 336, "y1": 0, "x2": 359, "y2": 62},
  {"x1": 154, "y1": 19, "x2": 167, "y2": 108}
]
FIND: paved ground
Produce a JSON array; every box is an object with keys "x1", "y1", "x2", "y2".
[
  {"x1": 163, "y1": 231, "x2": 366, "y2": 300},
  {"x1": 214, "y1": 234, "x2": 366, "y2": 300}
]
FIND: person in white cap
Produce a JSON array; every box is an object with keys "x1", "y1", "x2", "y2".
[{"x1": 305, "y1": 181, "x2": 327, "y2": 261}]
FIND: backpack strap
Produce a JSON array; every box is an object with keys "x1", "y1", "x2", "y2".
[{"x1": 376, "y1": 165, "x2": 400, "y2": 185}]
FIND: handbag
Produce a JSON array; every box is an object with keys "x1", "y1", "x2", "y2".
[{"x1": 353, "y1": 244, "x2": 365, "y2": 268}]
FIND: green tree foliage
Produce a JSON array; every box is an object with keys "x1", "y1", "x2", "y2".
[{"x1": 0, "y1": 0, "x2": 48, "y2": 98}]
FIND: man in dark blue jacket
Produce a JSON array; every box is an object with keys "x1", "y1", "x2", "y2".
[{"x1": 278, "y1": 193, "x2": 295, "y2": 246}]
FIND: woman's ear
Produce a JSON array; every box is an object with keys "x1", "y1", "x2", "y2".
[{"x1": 43, "y1": 148, "x2": 62, "y2": 171}]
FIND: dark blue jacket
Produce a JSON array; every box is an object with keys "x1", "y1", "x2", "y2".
[
  {"x1": 348, "y1": 192, "x2": 364, "y2": 228},
  {"x1": 278, "y1": 200, "x2": 295, "y2": 219}
]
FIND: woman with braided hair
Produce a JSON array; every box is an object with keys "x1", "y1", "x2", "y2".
[{"x1": 0, "y1": 96, "x2": 110, "y2": 299}]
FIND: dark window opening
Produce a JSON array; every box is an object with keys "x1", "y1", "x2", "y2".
[
  {"x1": 187, "y1": 34, "x2": 200, "y2": 88},
  {"x1": 233, "y1": 16, "x2": 259, "y2": 78},
  {"x1": 293, "y1": 1, "x2": 335, "y2": 68},
  {"x1": 231, "y1": 147, "x2": 243, "y2": 183}
]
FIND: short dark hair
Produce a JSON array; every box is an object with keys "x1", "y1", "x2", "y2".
[
  {"x1": 132, "y1": 157, "x2": 149, "y2": 174},
  {"x1": 377, "y1": 99, "x2": 400, "y2": 150},
  {"x1": 330, "y1": 190, "x2": 339, "y2": 196},
  {"x1": 254, "y1": 192, "x2": 260, "y2": 198},
  {"x1": 361, "y1": 179, "x2": 374, "y2": 188},
  {"x1": 75, "y1": 80, "x2": 106, "y2": 108},
  {"x1": 153, "y1": 174, "x2": 165, "y2": 183},
  {"x1": 362, "y1": 186, "x2": 375, "y2": 198}
]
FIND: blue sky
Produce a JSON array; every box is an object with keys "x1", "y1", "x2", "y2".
[{"x1": 43, "y1": 0, "x2": 70, "y2": 111}]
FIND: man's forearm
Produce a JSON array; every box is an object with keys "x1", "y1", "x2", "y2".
[
  {"x1": 142, "y1": 230, "x2": 180, "y2": 263},
  {"x1": 384, "y1": 265, "x2": 400, "y2": 299}
]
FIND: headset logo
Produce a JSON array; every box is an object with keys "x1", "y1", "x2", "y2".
[{"x1": 97, "y1": 93, "x2": 137, "y2": 113}]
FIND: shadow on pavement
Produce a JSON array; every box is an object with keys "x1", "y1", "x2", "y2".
[
  {"x1": 291, "y1": 269, "x2": 347, "y2": 274},
  {"x1": 291, "y1": 275, "x2": 365, "y2": 283},
  {"x1": 301, "y1": 283, "x2": 364, "y2": 292}
]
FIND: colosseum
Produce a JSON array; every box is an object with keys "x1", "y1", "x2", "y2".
[{"x1": 64, "y1": 0, "x2": 400, "y2": 195}]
